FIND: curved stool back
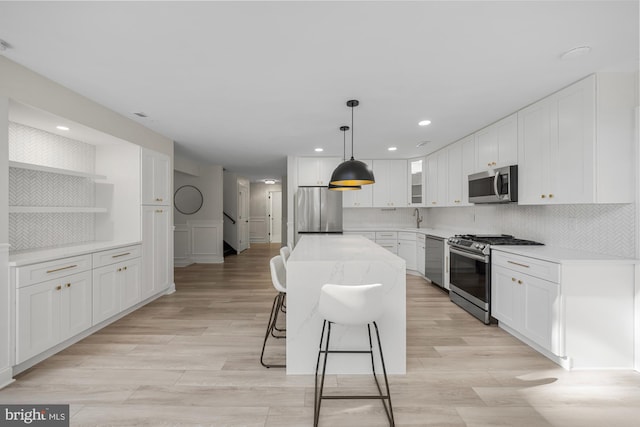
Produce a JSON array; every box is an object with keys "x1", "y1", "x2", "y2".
[
  {"x1": 314, "y1": 283, "x2": 395, "y2": 426},
  {"x1": 261, "y1": 255, "x2": 287, "y2": 368},
  {"x1": 270, "y1": 255, "x2": 287, "y2": 293},
  {"x1": 319, "y1": 283, "x2": 384, "y2": 325},
  {"x1": 279, "y1": 246, "x2": 291, "y2": 266}
]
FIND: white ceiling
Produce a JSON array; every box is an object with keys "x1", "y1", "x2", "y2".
[{"x1": 0, "y1": 1, "x2": 637, "y2": 181}]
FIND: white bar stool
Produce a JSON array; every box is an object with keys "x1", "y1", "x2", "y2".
[
  {"x1": 279, "y1": 246, "x2": 291, "y2": 265},
  {"x1": 260, "y1": 255, "x2": 286, "y2": 368},
  {"x1": 314, "y1": 283, "x2": 395, "y2": 426}
]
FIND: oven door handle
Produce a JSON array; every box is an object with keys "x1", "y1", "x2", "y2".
[{"x1": 449, "y1": 247, "x2": 489, "y2": 263}]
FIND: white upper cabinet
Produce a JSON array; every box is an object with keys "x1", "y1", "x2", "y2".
[
  {"x1": 297, "y1": 157, "x2": 341, "y2": 186},
  {"x1": 141, "y1": 148, "x2": 171, "y2": 205},
  {"x1": 372, "y1": 159, "x2": 408, "y2": 207},
  {"x1": 425, "y1": 150, "x2": 447, "y2": 207},
  {"x1": 518, "y1": 73, "x2": 635, "y2": 205},
  {"x1": 407, "y1": 158, "x2": 425, "y2": 207},
  {"x1": 343, "y1": 159, "x2": 373, "y2": 207},
  {"x1": 475, "y1": 113, "x2": 518, "y2": 171}
]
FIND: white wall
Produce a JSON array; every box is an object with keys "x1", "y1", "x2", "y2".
[
  {"x1": 250, "y1": 182, "x2": 282, "y2": 243},
  {"x1": 0, "y1": 56, "x2": 174, "y2": 387},
  {"x1": 174, "y1": 158, "x2": 224, "y2": 265}
]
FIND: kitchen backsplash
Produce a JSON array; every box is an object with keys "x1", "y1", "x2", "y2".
[
  {"x1": 343, "y1": 208, "x2": 421, "y2": 229},
  {"x1": 426, "y1": 203, "x2": 636, "y2": 258},
  {"x1": 345, "y1": 203, "x2": 636, "y2": 258}
]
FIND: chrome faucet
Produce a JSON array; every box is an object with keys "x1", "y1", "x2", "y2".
[{"x1": 413, "y1": 208, "x2": 423, "y2": 229}]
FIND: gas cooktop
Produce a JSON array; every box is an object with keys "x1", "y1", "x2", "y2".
[{"x1": 455, "y1": 234, "x2": 544, "y2": 246}]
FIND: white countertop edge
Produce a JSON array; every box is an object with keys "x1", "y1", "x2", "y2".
[
  {"x1": 9, "y1": 240, "x2": 142, "y2": 266},
  {"x1": 491, "y1": 245, "x2": 639, "y2": 264}
]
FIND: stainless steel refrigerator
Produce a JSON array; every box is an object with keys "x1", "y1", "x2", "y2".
[{"x1": 295, "y1": 187, "x2": 343, "y2": 243}]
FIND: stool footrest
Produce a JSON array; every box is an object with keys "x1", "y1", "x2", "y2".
[
  {"x1": 322, "y1": 350, "x2": 372, "y2": 354},
  {"x1": 321, "y1": 395, "x2": 390, "y2": 400}
]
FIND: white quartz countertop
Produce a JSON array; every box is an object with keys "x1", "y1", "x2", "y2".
[
  {"x1": 9, "y1": 240, "x2": 142, "y2": 266},
  {"x1": 344, "y1": 227, "x2": 454, "y2": 239},
  {"x1": 492, "y1": 245, "x2": 639, "y2": 264},
  {"x1": 289, "y1": 234, "x2": 405, "y2": 264}
]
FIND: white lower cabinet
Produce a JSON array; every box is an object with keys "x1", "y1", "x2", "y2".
[
  {"x1": 142, "y1": 206, "x2": 171, "y2": 299},
  {"x1": 16, "y1": 270, "x2": 92, "y2": 364},
  {"x1": 92, "y1": 258, "x2": 141, "y2": 325},
  {"x1": 397, "y1": 232, "x2": 416, "y2": 271},
  {"x1": 492, "y1": 264, "x2": 559, "y2": 354},
  {"x1": 492, "y1": 249, "x2": 635, "y2": 369},
  {"x1": 416, "y1": 234, "x2": 426, "y2": 275}
]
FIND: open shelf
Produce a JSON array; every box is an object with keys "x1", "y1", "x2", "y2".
[
  {"x1": 9, "y1": 206, "x2": 108, "y2": 214},
  {"x1": 9, "y1": 160, "x2": 107, "y2": 180}
]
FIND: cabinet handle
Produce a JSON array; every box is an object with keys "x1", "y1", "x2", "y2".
[
  {"x1": 46, "y1": 264, "x2": 78, "y2": 274},
  {"x1": 548, "y1": 194, "x2": 554, "y2": 198},
  {"x1": 507, "y1": 260, "x2": 530, "y2": 268},
  {"x1": 155, "y1": 198, "x2": 163, "y2": 202},
  {"x1": 118, "y1": 268, "x2": 122, "y2": 272},
  {"x1": 518, "y1": 280, "x2": 523, "y2": 284},
  {"x1": 56, "y1": 285, "x2": 62, "y2": 290},
  {"x1": 541, "y1": 194, "x2": 546, "y2": 199},
  {"x1": 156, "y1": 209, "x2": 164, "y2": 213},
  {"x1": 66, "y1": 283, "x2": 71, "y2": 288},
  {"x1": 432, "y1": 201, "x2": 436, "y2": 205},
  {"x1": 492, "y1": 162, "x2": 496, "y2": 166},
  {"x1": 487, "y1": 162, "x2": 492, "y2": 167},
  {"x1": 123, "y1": 266, "x2": 127, "y2": 270},
  {"x1": 112, "y1": 252, "x2": 131, "y2": 258},
  {"x1": 512, "y1": 277, "x2": 516, "y2": 282}
]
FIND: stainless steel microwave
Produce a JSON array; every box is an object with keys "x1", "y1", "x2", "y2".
[{"x1": 468, "y1": 165, "x2": 518, "y2": 204}]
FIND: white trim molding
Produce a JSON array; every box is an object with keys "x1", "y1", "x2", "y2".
[
  {"x1": 174, "y1": 220, "x2": 224, "y2": 266},
  {"x1": 0, "y1": 243, "x2": 14, "y2": 389}
]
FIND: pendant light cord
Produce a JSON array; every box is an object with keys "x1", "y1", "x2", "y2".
[{"x1": 350, "y1": 104, "x2": 355, "y2": 160}]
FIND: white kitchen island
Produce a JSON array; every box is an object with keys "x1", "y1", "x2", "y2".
[{"x1": 286, "y1": 234, "x2": 406, "y2": 375}]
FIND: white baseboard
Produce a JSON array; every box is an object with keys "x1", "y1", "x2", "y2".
[
  {"x1": 0, "y1": 367, "x2": 15, "y2": 390},
  {"x1": 174, "y1": 258, "x2": 193, "y2": 267},
  {"x1": 165, "y1": 283, "x2": 176, "y2": 295}
]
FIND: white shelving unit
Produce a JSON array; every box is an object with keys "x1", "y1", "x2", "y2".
[
  {"x1": 9, "y1": 207, "x2": 108, "y2": 214},
  {"x1": 9, "y1": 161, "x2": 107, "y2": 180}
]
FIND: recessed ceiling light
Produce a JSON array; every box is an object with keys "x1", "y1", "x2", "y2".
[
  {"x1": 0, "y1": 39, "x2": 10, "y2": 51},
  {"x1": 264, "y1": 179, "x2": 276, "y2": 185},
  {"x1": 56, "y1": 125, "x2": 69, "y2": 131},
  {"x1": 418, "y1": 120, "x2": 431, "y2": 126},
  {"x1": 560, "y1": 46, "x2": 591, "y2": 60},
  {"x1": 416, "y1": 141, "x2": 430, "y2": 148},
  {"x1": 314, "y1": 148, "x2": 324, "y2": 152},
  {"x1": 388, "y1": 146, "x2": 397, "y2": 151},
  {"x1": 133, "y1": 112, "x2": 148, "y2": 118}
]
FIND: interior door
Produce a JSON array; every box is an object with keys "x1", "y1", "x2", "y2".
[
  {"x1": 269, "y1": 191, "x2": 282, "y2": 244},
  {"x1": 238, "y1": 182, "x2": 250, "y2": 252}
]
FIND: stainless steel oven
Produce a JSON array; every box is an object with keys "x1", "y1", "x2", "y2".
[
  {"x1": 447, "y1": 234, "x2": 543, "y2": 325},
  {"x1": 448, "y1": 245, "x2": 491, "y2": 324}
]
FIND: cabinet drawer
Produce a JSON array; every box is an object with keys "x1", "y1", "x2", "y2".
[
  {"x1": 16, "y1": 255, "x2": 92, "y2": 288},
  {"x1": 376, "y1": 239, "x2": 398, "y2": 254},
  {"x1": 375, "y1": 231, "x2": 397, "y2": 240},
  {"x1": 92, "y1": 245, "x2": 141, "y2": 268},
  {"x1": 344, "y1": 231, "x2": 375, "y2": 241},
  {"x1": 398, "y1": 232, "x2": 416, "y2": 241},
  {"x1": 492, "y1": 251, "x2": 559, "y2": 283},
  {"x1": 416, "y1": 234, "x2": 426, "y2": 243}
]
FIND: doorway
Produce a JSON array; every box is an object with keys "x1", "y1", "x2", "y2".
[
  {"x1": 238, "y1": 182, "x2": 250, "y2": 252},
  {"x1": 269, "y1": 191, "x2": 282, "y2": 244}
]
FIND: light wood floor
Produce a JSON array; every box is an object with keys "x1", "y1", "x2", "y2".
[{"x1": 2, "y1": 243, "x2": 640, "y2": 426}]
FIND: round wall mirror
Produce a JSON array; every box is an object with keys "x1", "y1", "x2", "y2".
[{"x1": 174, "y1": 185, "x2": 203, "y2": 215}]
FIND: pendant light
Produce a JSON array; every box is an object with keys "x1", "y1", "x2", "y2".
[
  {"x1": 329, "y1": 99, "x2": 375, "y2": 186},
  {"x1": 329, "y1": 125, "x2": 362, "y2": 191}
]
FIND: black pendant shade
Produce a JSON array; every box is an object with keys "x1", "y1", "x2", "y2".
[
  {"x1": 329, "y1": 99, "x2": 375, "y2": 186},
  {"x1": 329, "y1": 124, "x2": 363, "y2": 191},
  {"x1": 330, "y1": 158, "x2": 375, "y2": 186}
]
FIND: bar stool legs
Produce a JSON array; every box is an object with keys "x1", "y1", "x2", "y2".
[
  {"x1": 260, "y1": 291, "x2": 286, "y2": 368},
  {"x1": 313, "y1": 320, "x2": 395, "y2": 426}
]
